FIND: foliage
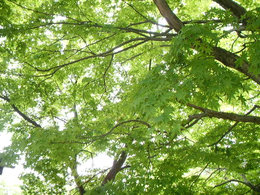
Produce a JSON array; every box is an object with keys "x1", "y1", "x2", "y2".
[
  {"x1": 0, "y1": 0, "x2": 259, "y2": 194},
  {"x1": 20, "y1": 173, "x2": 66, "y2": 195}
]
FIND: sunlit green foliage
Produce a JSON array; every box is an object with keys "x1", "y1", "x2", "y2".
[{"x1": 0, "y1": 0, "x2": 259, "y2": 194}]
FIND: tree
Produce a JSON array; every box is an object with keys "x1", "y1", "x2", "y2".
[{"x1": 0, "y1": 0, "x2": 259, "y2": 194}]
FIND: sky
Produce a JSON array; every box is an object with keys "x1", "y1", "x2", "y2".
[{"x1": 0, "y1": 131, "x2": 23, "y2": 194}]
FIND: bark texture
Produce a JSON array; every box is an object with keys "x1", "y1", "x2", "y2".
[
  {"x1": 153, "y1": 0, "x2": 183, "y2": 32},
  {"x1": 102, "y1": 151, "x2": 127, "y2": 185},
  {"x1": 213, "y1": 0, "x2": 247, "y2": 20},
  {"x1": 187, "y1": 103, "x2": 260, "y2": 124},
  {"x1": 153, "y1": 0, "x2": 260, "y2": 85},
  {"x1": 212, "y1": 47, "x2": 260, "y2": 85}
]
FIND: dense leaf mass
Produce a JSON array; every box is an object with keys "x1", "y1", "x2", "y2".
[{"x1": 0, "y1": 0, "x2": 259, "y2": 194}]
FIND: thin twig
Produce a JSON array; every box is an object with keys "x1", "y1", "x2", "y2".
[
  {"x1": 103, "y1": 54, "x2": 114, "y2": 93},
  {"x1": 190, "y1": 163, "x2": 209, "y2": 189},
  {"x1": 81, "y1": 120, "x2": 151, "y2": 141}
]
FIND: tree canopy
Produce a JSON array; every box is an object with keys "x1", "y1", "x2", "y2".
[{"x1": 0, "y1": 0, "x2": 259, "y2": 194}]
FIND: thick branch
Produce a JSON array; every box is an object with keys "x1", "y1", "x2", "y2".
[
  {"x1": 183, "y1": 19, "x2": 223, "y2": 24},
  {"x1": 153, "y1": 0, "x2": 260, "y2": 85},
  {"x1": 153, "y1": 0, "x2": 183, "y2": 32},
  {"x1": 182, "y1": 113, "x2": 205, "y2": 129},
  {"x1": 70, "y1": 159, "x2": 85, "y2": 195},
  {"x1": 0, "y1": 96, "x2": 41, "y2": 128},
  {"x1": 209, "y1": 105, "x2": 260, "y2": 146},
  {"x1": 187, "y1": 103, "x2": 260, "y2": 124},
  {"x1": 102, "y1": 151, "x2": 127, "y2": 185},
  {"x1": 241, "y1": 174, "x2": 260, "y2": 193},
  {"x1": 0, "y1": 165, "x2": 15, "y2": 175},
  {"x1": 213, "y1": 0, "x2": 247, "y2": 20},
  {"x1": 212, "y1": 47, "x2": 260, "y2": 85},
  {"x1": 11, "y1": 104, "x2": 42, "y2": 128}
]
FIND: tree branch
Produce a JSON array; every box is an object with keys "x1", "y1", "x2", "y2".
[
  {"x1": 213, "y1": 0, "x2": 247, "y2": 20},
  {"x1": 0, "y1": 95, "x2": 42, "y2": 128},
  {"x1": 209, "y1": 105, "x2": 260, "y2": 146},
  {"x1": 241, "y1": 174, "x2": 260, "y2": 193},
  {"x1": 214, "y1": 179, "x2": 260, "y2": 193},
  {"x1": 183, "y1": 19, "x2": 223, "y2": 24},
  {"x1": 183, "y1": 113, "x2": 205, "y2": 129},
  {"x1": 92, "y1": 120, "x2": 151, "y2": 140},
  {"x1": 212, "y1": 47, "x2": 260, "y2": 85},
  {"x1": 27, "y1": 21, "x2": 171, "y2": 37},
  {"x1": 153, "y1": 0, "x2": 183, "y2": 32},
  {"x1": 70, "y1": 156, "x2": 85, "y2": 195},
  {"x1": 103, "y1": 54, "x2": 114, "y2": 93},
  {"x1": 83, "y1": 168, "x2": 110, "y2": 185},
  {"x1": 28, "y1": 35, "x2": 173, "y2": 77},
  {"x1": 187, "y1": 103, "x2": 260, "y2": 124},
  {"x1": 190, "y1": 163, "x2": 210, "y2": 189},
  {"x1": 102, "y1": 151, "x2": 127, "y2": 185},
  {"x1": 153, "y1": 0, "x2": 260, "y2": 85}
]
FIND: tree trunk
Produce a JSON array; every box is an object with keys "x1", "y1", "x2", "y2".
[
  {"x1": 102, "y1": 151, "x2": 127, "y2": 185},
  {"x1": 70, "y1": 163, "x2": 85, "y2": 195}
]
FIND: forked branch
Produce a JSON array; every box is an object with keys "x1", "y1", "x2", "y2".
[
  {"x1": 187, "y1": 103, "x2": 260, "y2": 124},
  {"x1": 153, "y1": 0, "x2": 260, "y2": 85}
]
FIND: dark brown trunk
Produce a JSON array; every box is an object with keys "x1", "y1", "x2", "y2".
[{"x1": 102, "y1": 151, "x2": 127, "y2": 185}]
